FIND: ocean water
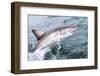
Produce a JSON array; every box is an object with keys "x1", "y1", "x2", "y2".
[{"x1": 28, "y1": 15, "x2": 88, "y2": 61}]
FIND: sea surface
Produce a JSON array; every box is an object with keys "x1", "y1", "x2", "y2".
[{"x1": 28, "y1": 15, "x2": 88, "y2": 61}]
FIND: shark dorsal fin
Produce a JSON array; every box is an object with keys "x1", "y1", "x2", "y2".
[{"x1": 32, "y1": 29, "x2": 45, "y2": 40}]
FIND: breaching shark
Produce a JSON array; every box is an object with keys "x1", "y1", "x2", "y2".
[{"x1": 31, "y1": 25, "x2": 77, "y2": 60}]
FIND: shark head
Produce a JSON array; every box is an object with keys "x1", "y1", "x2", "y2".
[
  {"x1": 61, "y1": 26, "x2": 77, "y2": 33},
  {"x1": 59, "y1": 26, "x2": 77, "y2": 39}
]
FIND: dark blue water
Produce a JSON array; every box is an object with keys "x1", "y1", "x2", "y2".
[{"x1": 28, "y1": 15, "x2": 88, "y2": 60}]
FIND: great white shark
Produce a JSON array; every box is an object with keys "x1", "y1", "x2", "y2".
[{"x1": 31, "y1": 25, "x2": 77, "y2": 60}]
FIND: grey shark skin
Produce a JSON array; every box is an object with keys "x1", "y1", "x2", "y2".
[{"x1": 31, "y1": 26, "x2": 77, "y2": 60}]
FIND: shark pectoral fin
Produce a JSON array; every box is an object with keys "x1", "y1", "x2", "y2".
[{"x1": 32, "y1": 29, "x2": 45, "y2": 40}]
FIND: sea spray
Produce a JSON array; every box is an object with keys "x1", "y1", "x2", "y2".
[
  {"x1": 29, "y1": 47, "x2": 51, "y2": 60},
  {"x1": 44, "y1": 42, "x2": 62, "y2": 60}
]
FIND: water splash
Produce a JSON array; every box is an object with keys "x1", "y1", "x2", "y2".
[
  {"x1": 29, "y1": 47, "x2": 51, "y2": 60},
  {"x1": 46, "y1": 31, "x2": 62, "y2": 60}
]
